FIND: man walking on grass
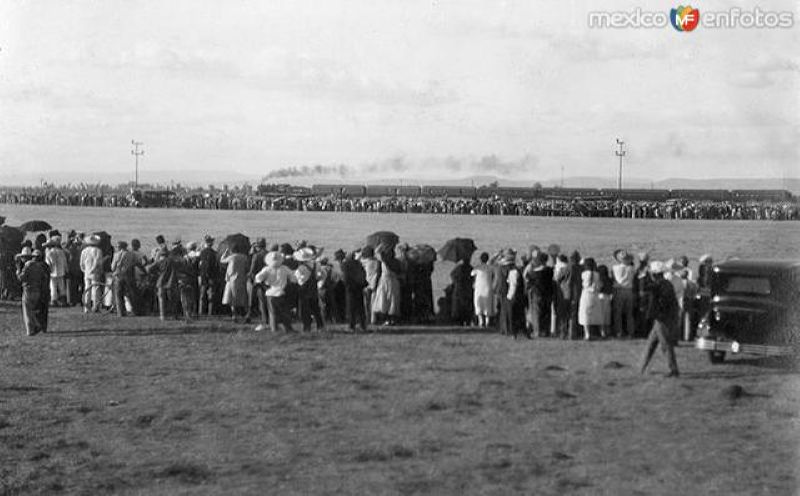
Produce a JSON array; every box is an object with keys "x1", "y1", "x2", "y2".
[
  {"x1": 640, "y1": 261, "x2": 680, "y2": 378},
  {"x1": 17, "y1": 249, "x2": 49, "y2": 336}
]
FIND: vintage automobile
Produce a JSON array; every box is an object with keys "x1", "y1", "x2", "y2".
[{"x1": 695, "y1": 260, "x2": 800, "y2": 363}]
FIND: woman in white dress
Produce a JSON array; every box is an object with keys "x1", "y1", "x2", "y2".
[
  {"x1": 471, "y1": 252, "x2": 494, "y2": 328},
  {"x1": 578, "y1": 257, "x2": 602, "y2": 340},
  {"x1": 371, "y1": 244, "x2": 402, "y2": 325}
]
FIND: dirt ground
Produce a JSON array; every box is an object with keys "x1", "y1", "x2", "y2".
[{"x1": 1, "y1": 302, "x2": 798, "y2": 495}]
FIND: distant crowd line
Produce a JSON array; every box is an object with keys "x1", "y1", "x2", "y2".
[{"x1": 0, "y1": 190, "x2": 797, "y2": 221}]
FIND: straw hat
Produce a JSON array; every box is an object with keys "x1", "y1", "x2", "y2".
[
  {"x1": 699, "y1": 254, "x2": 713, "y2": 264},
  {"x1": 293, "y1": 247, "x2": 316, "y2": 262},
  {"x1": 44, "y1": 235, "x2": 62, "y2": 247},
  {"x1": 501, "y1": 248, "x2": 517, "y2": 265},
  {"x1": 16, "y1": 246, "x2": 33, "y2": 259},
  {"x1": 85, "y1": 234, "x2": 101, "y2": 246}
]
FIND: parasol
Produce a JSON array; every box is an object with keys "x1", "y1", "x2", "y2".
[
  {"x1": 0, "y1": 225, "x2": 25, "y2": 256},
  {"x1": 438, "y1": 238, "x2": 477, "y2": 263},
  {"x1": 409, "y1": 244, "x2": 437, "y2": 264},
  {"x1": 365, "y1": 231, "x2": 399, "y2": 249},
  {"x1": 219, "y1": 233, "x2": 251, "y2": 255},
  {"x1": 18, "y1": 220, "x2": 53, "y2": 232}
]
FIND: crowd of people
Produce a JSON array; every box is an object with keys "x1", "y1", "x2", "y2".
[
  {"x1": 1, "y1": 188, "x2": 797, "y2": 220},
  {"x1": 7, "y1": 229, "x2": 713, "y2": 376}
]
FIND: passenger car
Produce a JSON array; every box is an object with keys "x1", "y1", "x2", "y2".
[{"x1": 695, "y1": 260, "x2": 800, "y2": 363}]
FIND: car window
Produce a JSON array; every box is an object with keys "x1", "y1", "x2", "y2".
[{"x1": 722, "y1": 276, "x2": 772, "y2": 295}]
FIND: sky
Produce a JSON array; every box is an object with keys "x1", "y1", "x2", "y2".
[{"x1": 0, "y1": 0, "x2": 798, "y2": 185}]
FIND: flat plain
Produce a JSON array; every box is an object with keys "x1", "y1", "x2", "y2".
[{"x1": 0, "y1": 205, "x2": 799, "y2": 495}]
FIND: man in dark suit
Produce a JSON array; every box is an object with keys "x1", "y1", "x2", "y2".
[
  {"x1": 17, "y1": 249, "x2": 49, "y2": 336},
  {"x1": 247, "y1": 238, "x2": 268, "y2": 328},
  {"x1": 640, "y1": 261, "x2": 680, "y2": 377},
  {"x1": 341, "y1": 251, "x2": 368, "y2": 332},
  {"x1": 197, "y1": 235, "x2": 220, "y2": 316}
]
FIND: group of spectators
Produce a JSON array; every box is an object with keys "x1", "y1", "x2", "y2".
[
  {"x1": 8, "y1": 227, "x2": 708, "y2": 340},
  {"x1": 6, "y1": 231, "x2": 439, "y2": 336},
  {"x1": 1, "y1": 188, "x2": 797, "y2": 220},
  {"x1": 11, "y1": 230, "x2": 699, "y2": 376}
]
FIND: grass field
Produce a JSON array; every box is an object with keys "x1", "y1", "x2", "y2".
[
  {"x1": 2, "y1": 204, "x2": 799, "y2": 298},
  {"x1": 1, "y1": 304, "x2": 799, "y2": 495},
  {"x1": 1, "y1": 205, "x2": 799, "y2": 494}
]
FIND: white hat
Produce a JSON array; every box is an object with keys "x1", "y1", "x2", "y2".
[
  {"x1": 293, "y1": 247, "x2": 316, "y2": 262},
  {"x1": 649, "y1": 260, "x2": 665, "y2": 274},
  {"x1": 264, "y1": 251, "x2": 284, "y2": 268},
  {"x1": 699, "y1": 253, "x2": 713, "y2": 263}
]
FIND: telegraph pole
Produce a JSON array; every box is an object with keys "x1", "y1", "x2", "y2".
[
  {"x1": 615, "y1": 138, "x2": 626, "y2": 197},
  {"x1": 131, "y1": 140, "x2": 144, "y2": 188},
  {"x1": 560, "y1": 164, "x2": 564, "y2": 188}
]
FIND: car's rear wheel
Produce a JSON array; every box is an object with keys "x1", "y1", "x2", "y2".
[{"x1": 708, "y1": 351, "x2": 726, "y2": 364}]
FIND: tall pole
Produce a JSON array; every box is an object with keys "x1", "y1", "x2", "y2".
[
  {"x1": 560, "y1": 164, "x2": 564, "y2": 188},
  {"x1": 615, "y1": 138, "x2": 626, "y2": 197},
  {"x1": 131, "y1": 140, "x2": 144, "y2": 188}
]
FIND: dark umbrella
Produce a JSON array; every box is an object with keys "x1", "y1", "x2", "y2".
[
  {"x1": 410, "y1": 244, "x2": 437, "y2": 264},
  {"x1": 438, "y1": 238, "x2": 477, "y2": 263},
  {"x1": 365, "y1": 231, "x2": 399, "y2": 249},
  {"x1": 18, "y1": 220, "x2": 53, "y2": 232},
  {"x1": 0, "y1": 225, "x2": 25, "y2": 256},
  {"x1": 219, "y1": 233, "x2": 251, "y2": 255}
]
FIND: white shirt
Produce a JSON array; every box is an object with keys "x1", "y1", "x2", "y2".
[
  {"x1": 80, "y1": 246, "x2": 104, "y2": 278},
  {"x1": 46, "y1": 247, "x2": 69, "y2": 278},
  {"x1": 255, "y1": 265, "x2": 295, "y2": 297},
  {"x1": 507, "y1": 267, "x2": 521, "y2": 300},
  {"x1": 612, "y1": 263, "x2": 634, "y2": 289}
]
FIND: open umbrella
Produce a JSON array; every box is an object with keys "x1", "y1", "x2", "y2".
[
  {"x1": 409, "y1": 244, "x2": 437, "y2": 264},
  {"x1": 365, "y1": 231, "x2": 399, "y2": 249},
  {"x1": 18, "y1": 220, "x2": 52, "y2": 232},
  {"x1": 219, "y1": 233, "x2": 250, "y2": 255},
  {"x1": 438, "y1": 238, "x2": 477, "y2": 263},
  {"x1": 0, "y1": 225, "x2": 25, "y2": 256}
]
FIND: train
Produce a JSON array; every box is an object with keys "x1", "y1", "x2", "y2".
[{"x1": 300, "y1": 184, "x2": 795, "y2": 203}]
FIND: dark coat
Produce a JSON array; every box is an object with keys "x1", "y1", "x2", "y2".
[{"x1": 450, "y1": 262, "x2": 473, "y2": 322}]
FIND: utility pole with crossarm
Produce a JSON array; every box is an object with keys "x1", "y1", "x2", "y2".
[
  {"x1": 131, "y1": 140, "x2": 144, "y2": 188},
  {"x1": 615, "y1": 138, "x2": 626, "y2": 197}
]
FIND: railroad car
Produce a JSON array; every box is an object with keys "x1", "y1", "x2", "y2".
[
  {"x1": 363, "y1": 185, "x2": 422, "y2": 197},
  {"x1": 669, "y1": 189, "x2": 730, "y2": 201},
  {"x1": 731, "y1": 189, "x2": 793, "y2": 202},
  {"x1": 421, "y1": 186, "x2": 477, "y2": 198},
  {"x1": 311, "y1": 184, "x2": 366, "y2": 197}
]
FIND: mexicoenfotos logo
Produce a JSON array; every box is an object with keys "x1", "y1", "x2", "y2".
[
  {"x1": 670, "y1": 5, "x2": 700, "y2": 32},
  {"x1": 588, "y1": 6, "x2": 794, "y2": 30}
]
